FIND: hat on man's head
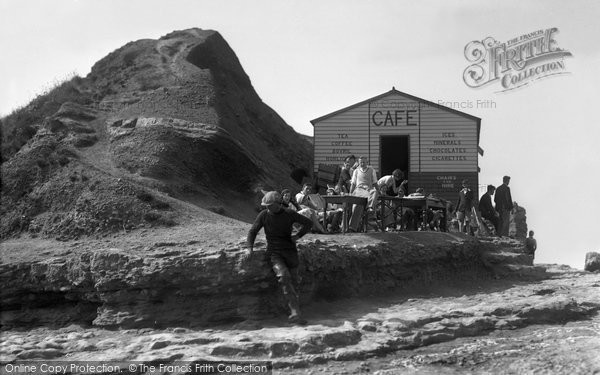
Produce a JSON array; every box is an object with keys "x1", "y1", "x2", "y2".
[{"x1": 261, "y1": 191, "x2": 282, "y2": 206}]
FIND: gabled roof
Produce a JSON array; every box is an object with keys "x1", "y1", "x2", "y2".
[
  {"x1": 310, "y1": 88, "x2": 481, "y2": 124},
  {"x1": 310, "y1": 87, "x2": 482, "y2": 149}
]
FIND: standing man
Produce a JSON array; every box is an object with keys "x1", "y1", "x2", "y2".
[
  {"x1": 479, "y1": 184, "x2": 500, "y2": 235},
  {"x1": 348, "y1": 156, "x2": 378, "y2": 232},
  {"x1": 246, "y1": 191, "x2": 313, "y2": 325},
  {"x1": 494, "y1": 175, "x2": 513, "y2": 237}
]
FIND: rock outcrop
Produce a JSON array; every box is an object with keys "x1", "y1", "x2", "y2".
[
  {"x1": 585, "y1": 252, "x2": 600, "y2": 272},
  {"x1": 509, "y1": 202, "x2": 528, "y2": 240},
  {"x1": 1, "y1": 260, "x2": 598, "y2": 368},
  {"x1": 1, "y1": 233, "x2": 545, "y2": 330}
]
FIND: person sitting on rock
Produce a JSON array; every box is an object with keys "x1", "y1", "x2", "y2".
[
  {"x1": 525, "y1": 230, "x2": 537, "y2": 264},
  {"x1": 479, "y1": 184, "x2": 500, "y2": 235},
  {"x1": 245, "y1": 191, "x2": 313, "y2": 325}
]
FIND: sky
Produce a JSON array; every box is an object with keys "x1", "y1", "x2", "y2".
[{"x1": 1, "y1": 0, "x2": 599, "y2": 269}]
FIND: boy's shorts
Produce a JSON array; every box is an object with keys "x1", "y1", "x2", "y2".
[{"x1": 266, "y1": 250, "x2": 299, "y2": 269}]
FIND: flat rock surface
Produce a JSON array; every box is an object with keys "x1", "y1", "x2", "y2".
[{"x1": 2, "y1": 265, "x2": 599, "y2": 373}]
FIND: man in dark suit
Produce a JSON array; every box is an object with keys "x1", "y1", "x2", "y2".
[
  {"x1": 479, "y1": 184, "x2": 499, "y2": 234},
  {"x1": 494, "y1": 176, "x2": 513, "y2": 236}
]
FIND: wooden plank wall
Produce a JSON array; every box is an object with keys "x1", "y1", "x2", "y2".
[
  {"x1": 313, "y1": 91, "x2": 480, "y2": 203},
  {"x1": 409, "y1": 171, "x2": 479, "y2": 204}
]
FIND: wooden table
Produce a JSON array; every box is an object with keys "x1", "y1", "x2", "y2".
[
  {"x1": 378, "y1": 196, "x2": 447, "y2": 232},
  {"x1": 321, "y1": 195, "x2": 368, "y2": 233}
]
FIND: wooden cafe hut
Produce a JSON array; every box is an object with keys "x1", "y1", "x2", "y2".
[{"x1": 310, "y1": 88, "x2": 483, "y2": 202}]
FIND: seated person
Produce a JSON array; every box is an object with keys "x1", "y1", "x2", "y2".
[
  {"x1": 422, "y1": 195, "x2": 447, "y2": 231},
  {"x1": 402, "y1": 188, "x2": 425, "y2": 230},
  {"x1": 427, "y1": 208, "x2": 444, "y2": 231},
  {"x1": 293, "y1": 184, "x2": 326, "y2": 233},
  {"x1": 336, "y1": 155, "x2": 355, "y2": 194},
  {"x1": 479, "y1": 184, "x2": 499, "y2": 235},
  {"x1": 281, "y1": 189, "x2": 301, "y2": 210},
  {"x1": 295, "y1": 183, "x2": 319, "y2": 210},
  {"x1": 324, "y1": 186, "x2": 343, "y2": 232}
]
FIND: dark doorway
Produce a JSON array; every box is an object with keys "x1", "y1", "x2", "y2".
[{"x1": 380, "y1": 135, "x2": 409, "y2": 178}]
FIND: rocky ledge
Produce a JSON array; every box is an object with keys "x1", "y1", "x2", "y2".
[
  {"x1": 1, "y1": 233, "x2": 599, "y2": 368},
  {"x1": 0, "y1": 265, "x2": 598, "y2": 368},
  {"x1": 2, "y1": 233, "x2": 549, "y2": 330}
]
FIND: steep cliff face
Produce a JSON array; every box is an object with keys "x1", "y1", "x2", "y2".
[{"x1": 1, "y1": 28, "x2": 313, "y2": 239}]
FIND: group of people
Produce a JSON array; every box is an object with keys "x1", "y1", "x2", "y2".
[
  {"x1": 456, "y1": 175, "x2": 514, "y2": 237},
  {"x1": 244, "y1": 155, "x2": 401, "y2": 325},
  {"x1": 455, "y1": 176, "x2": 536, "y2": 261},
  {"x1": 279, "y1": 154, "x2": 408, "y2": 234},
  {"x1": 281, "y1": 184, "x2": 347, "y2": 234},
  {"x1": 337, "y1": 154, "x2": 416, "y2": 232},
  {"x1": 336, "y1": 154, "x2": 450, "y2": 232},
  {"x1": 246, "y1": 164, "x2": 538, "y2": 325}
]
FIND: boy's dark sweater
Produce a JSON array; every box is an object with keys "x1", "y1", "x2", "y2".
[{"x1": 247, "y1": 208, "x2": 313, "y2": 252}]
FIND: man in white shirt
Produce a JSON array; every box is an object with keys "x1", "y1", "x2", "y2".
[{"x1": 348, "y1": 156, "x2": 378, "y2": 231}]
